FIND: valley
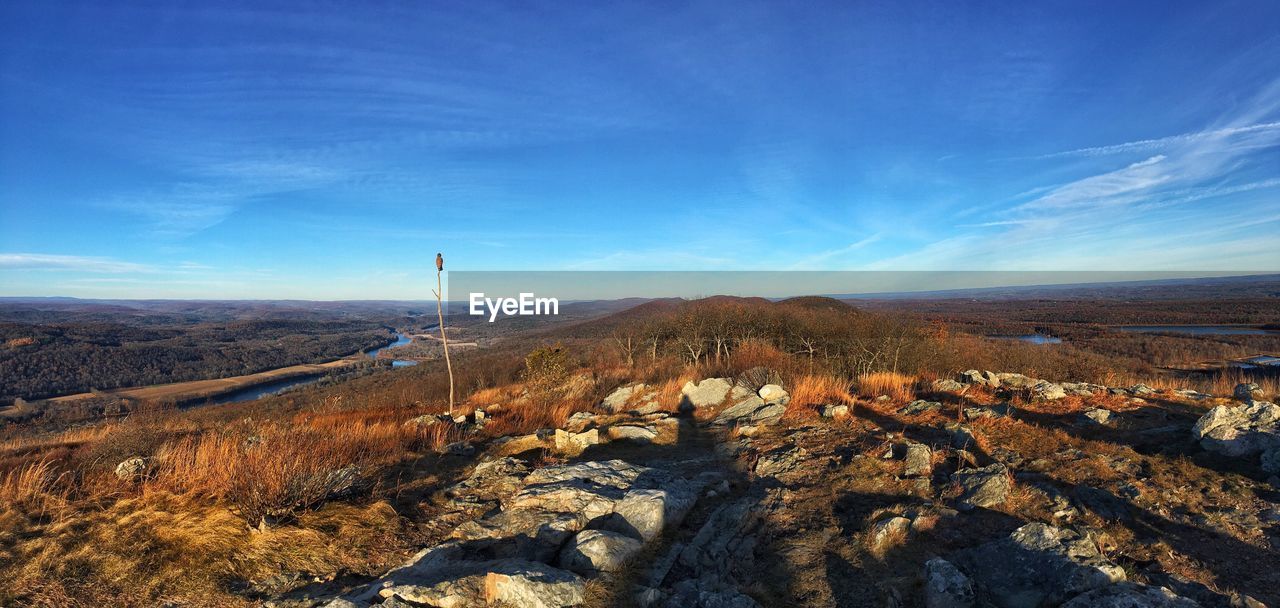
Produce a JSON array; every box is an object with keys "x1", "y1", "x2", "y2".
[{"x1": 1, "y1": 288, "x2": 1277, "y2": 607}]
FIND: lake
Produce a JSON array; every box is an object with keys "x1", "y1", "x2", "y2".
[
  {"x1": 213, "y1": 333, "x2": 418, "y2": 404},
  {"x1": 210, "y1": 374, "x2": 328, "y2": 404},
  {"x1": 367, "y1": 332, "x2": 418, "y2": 367},
  {"x1": 1112, "y1": 325, "x2": 1280, "y2": 336},
  {"x1": 992, "y1": 334, "x2": 1063, "y2": 344}
]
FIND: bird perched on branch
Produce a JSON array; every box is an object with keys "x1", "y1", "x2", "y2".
[{"x1": 436, "y1": 252, "x2": 444, "y2": 272}]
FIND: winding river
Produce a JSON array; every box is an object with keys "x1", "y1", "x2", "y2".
[{"x1": 212, "y1": 333, "x2": 417, "y2": 404}]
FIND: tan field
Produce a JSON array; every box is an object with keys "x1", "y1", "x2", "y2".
[{"x1": 45, "y1": 358, "x2": 359, "y2": 405}]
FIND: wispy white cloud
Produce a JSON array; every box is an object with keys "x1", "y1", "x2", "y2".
[
  {"x1": 95, "y1": 184, "x2": 241, "y2": 238},
  {"x1": 874, "y1": 79, "x2": 1280, "y2": 271},
  {"x1": 1013, "y1": 155, "x2": 1171, "y2": 212},
  {"x1": 1035, "y1": 121, "x2": 1280, "y2": 159},
  {"x1": 0, "y1": 253, "x2": 152, "y2": 273},
  {"x1": 787, "y1": 234, "x2": 882, "y2": 270},
  {"x1": 566, "y1": 249, "x2": 737, "y2": 271}
]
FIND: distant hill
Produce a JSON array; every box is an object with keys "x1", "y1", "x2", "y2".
[{"x1": 831, "y1": 273, "x2": 1280, "y2": 301}]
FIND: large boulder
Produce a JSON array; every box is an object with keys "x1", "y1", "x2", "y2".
[
  {"x1": 452, "y1": 509, "x2": 585, "y2": 563},
  {"x1": 713, "y1": 394, "x2": 786, "y2": 427},
  {"x1": 1031, "y1": 381, "x2": 1067, "y2": 401},
  {"x1": 509, "y1": 460, "x2": 645, "y2": 520},
  {"x1": 996, "y1": 373, "x2": 1037, "y2": 389},
  {"x1": 484, "y1": 561, "x2": 586, "y2": 608},
  {"x1": 923, "y1": 558, "x2": 975, "y2": 608},
  {"x1": 607, "y1": 485, "x2": 700, "y2": 541},
  {"x1": 680, "y1": 378, "x2": 733, "y2": 410},
  {"x1": 957, "y1": 370, "x2": 999, "y2": 387},
  {"x1": 955, "y1": 522, "x2": 1126, "y2": 608},
  {"x1": 951, "y1": 464, "x2": 1011, "y2": 510},
  {"x1": 757, "y1": 384, "x2": 789, "y2": 404},
  {"x1": 602, "y1": 383, "x2": 650, "y2": 412},
  {"x1": 1191, "y1": 401, "x2": 1280, "y2": 457},
  {"x1": 606, "y1": 425, "x2": 658, "y2": 443},
  {"x1": 933, "y1": 378, "x2": 966, "y2": 392},
  {"x1": 869, "y1": 516, "x2": 911, "y2": 551},
  {"x1": 558, "y1": 529, "x2": 643, "y2": 575},
  {"x1": 904, "y1": 443, "x2": 933, "y2": 477},
  {"x1": 554, "y1": 428, "x2": 600, "y2": 455}
]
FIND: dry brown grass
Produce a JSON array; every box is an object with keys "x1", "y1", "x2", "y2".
[
  {"x1": 785, "y1": 374, "x2": 853, "y2": 419},
  {"x1": 1, "y1": 490, "x2": 403, "y2": 607},
  {"x1": 1104, "y1": 369, "x2": 1280, "y2": 399},
  {"x1": 480, "y1": 400, "x2": 576, "y2": 438},
  {"x1": 155, "y1": 424, "x2": 397, "y2": 526},
  {"x1": 0, "y1": 460, "x2": 71, "y2": 518},
  {"x1": 855, "y1": 371, "x2": 916, "y2": 402}
]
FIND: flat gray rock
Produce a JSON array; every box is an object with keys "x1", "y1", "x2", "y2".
[
  {"x1": 955, "y1": 522, "x2": 1126, "y2": 608},
  {"x1": 681, "y1": 378, "x2": 733, "y2": 409},
  {"x1": 951, "y1": 464, "x2": 1011, "y2": 510},
  {"x1": 923, "y1": 558, "x2": 975, "y2": 608},
  {"x1": 558, "y1": 529, "x2": 643, "y2": 575},
  {"x1": 1060, "y1": 582, "x2": 1200, "y2": 607}
]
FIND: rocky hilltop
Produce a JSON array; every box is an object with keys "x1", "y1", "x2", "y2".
[{"x1": 269, "y1": 372, "x2": 1278, "y2": 608}]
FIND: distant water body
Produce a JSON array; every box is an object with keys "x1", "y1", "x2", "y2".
[
  {"x1": 993, "y1": 334, "x2": 1063, "y2": 344},
  {"x1": 369, "y1": 333, "x2": 418, "y2": 367},
  {"x1": 1112, "y1": 325, "x2": 1279, "y2": 336},
  {"x1": 213, "y1": 333, "x2": 417, "y2": 404}
]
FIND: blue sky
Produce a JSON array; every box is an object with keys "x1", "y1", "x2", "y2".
[{"x1": 1, "y1": 1, "x2": 1278, "y2": 299}]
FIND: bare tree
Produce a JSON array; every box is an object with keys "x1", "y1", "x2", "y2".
[
  {"x1": 432, "y1": 252, "x2": 455, "y2": 415},
  {"x1": 611, "y1": 329, "x2": 638, "y2": 367}
]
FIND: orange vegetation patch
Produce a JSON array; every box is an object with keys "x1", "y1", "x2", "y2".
[
  {"x1": 855, "y1": 371, "x2": 916, "y2": 402},
  {"x1": 728, "y1": 339, "x2": 791, "y2": 373},
  {"x1": 786, "y1": 374, "x2": 853, "y2": 419}
]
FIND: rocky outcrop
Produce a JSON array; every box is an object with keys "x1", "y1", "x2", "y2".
[
  {"x1": 322, "y1": 459, "x2": 704, "y2": 607},
  {"x1": 869, "y1": 516, "x2": 911, "y2": 551},
  {"x1": 607, "y1": 425, "x2": 659, "y2": 442},
  {"x1": 923, "y1": 558, "x2": 975, "y2": 608},
  {"x1": 901, "y1": 399, "x2": 943, "y2": 415},
  {"x1": 483, "y1": 562, "x2": 587, "y2": 608},
  {"x1": 932, "y1": 378, "x2": 966, "y2": 392},
  {"x1": 602, "y1": 383, "x2": 658, "y2": 413},
  {"x1": 953, "y1": 370, "x2": 1110, "y2": 400},
  {"x1": 958, "y1": 369, "x2": 1000, "y2": 387},
  {"x1": 680, "y1": 378, "x2": 733, "y2": 410},
  {"x1": 1059, "y1": 582, "x2": 1200, "y2": 607},
  {"x1": 554, "y1": 428, "x2": 599, "y2": 455},
  {"x1": 1031, "y1": 380, "x2": 1067, "y2": 400},
  {"x1": 1082, "y1": 408, "x2": 1113, "y2": 425},
  {"x1": 634, "y1": 492, "x2": 773, "y2": 608},
  {"x1": 904, "y1": 443, "x2": 933, "y2": 477},
  {"x1": 558, "y1": 529, "x2": 643, "y2": 575},
  {"x1": 951, "y1": 464, "x2": 1011, "y2": 510},
  {"x1": 712, "y1": 383, "x2": 790, "y2": 427},
  {"x1": 1191, "y1": 400, "x2": 1280, "y2": 458},
  {"x1": 954, "y1": 522, "x2": 1126, "y2": 608}
]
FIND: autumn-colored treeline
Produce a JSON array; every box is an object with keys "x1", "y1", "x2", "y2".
[{"x1": 0, "y1": 318, "x2": 394, "y2": 402}]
